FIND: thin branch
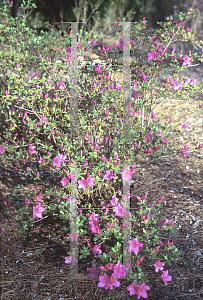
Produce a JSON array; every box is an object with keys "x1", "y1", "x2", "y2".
[
  {"x1": 86, "y1": 0, "x2": 105, "y2": 25},
  {"x1": 24, "y1": 9, "x2": 33, "y2": 19}
]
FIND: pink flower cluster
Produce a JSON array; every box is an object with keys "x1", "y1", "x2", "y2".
[
  {"x1": 180, "y1": 144, "x2": 189, "y2": 157},
  {"x1": 32, "y1": 202, "x2": 46, "y2": 219},
  {"x1": 84, "y1": 257, "x2": 172, "y2": 298},
  {"x1": 88, "y1": 212, "x2": 102, "y2": 235}
]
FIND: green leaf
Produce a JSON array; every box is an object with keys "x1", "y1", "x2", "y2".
[{"x1": 137, "y1": 266, "x2": 142, "y2": 272}]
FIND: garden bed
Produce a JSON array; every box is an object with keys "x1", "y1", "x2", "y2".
[{"x1": 1, "y1": 26, "x2": 203, "y2": 300}]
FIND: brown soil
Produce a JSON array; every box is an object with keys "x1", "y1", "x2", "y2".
[{"x1": 0, "y1": 31, "x2": 203, "y2": 300}]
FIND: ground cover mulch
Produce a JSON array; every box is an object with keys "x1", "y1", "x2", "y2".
[{"x1": 1, "y1": 29, "x2": 203, "y2": 300}]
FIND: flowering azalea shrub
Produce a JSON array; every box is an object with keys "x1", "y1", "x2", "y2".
[
  {"x1": 1, "y1": 1, "x2": 203, "y2": 298},
  {"x1": 63, "y1": 188, "x2": 180, "y2": 297}
]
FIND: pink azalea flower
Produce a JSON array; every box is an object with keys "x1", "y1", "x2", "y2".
[
  {"x1": 98, "y1": 273, "x2": 120, "y2": 290},
  {"x1": 182, "y1": 55, "x2": 191, "y2": 67},
  {"x1": 151, "y1": 110, "x2": 157, "y2": 119},
  {"x1": 137, "y1": 193, "x2": 148, "y2": 203},
  {"x1": 100, "y1": 201, "x2": 106, "y2": 208},
  {"x1": 84, "y1": 134, "x2": 90, "y2": 140},
  {"x1": 98, "y1": 171, "x2": 103, "y2": 177},
  {"x1": 103, "y1": 170, "x2": 114, "y2": 182},
  {"x1": 67, "y1": 197, "x2": 77, "y2": 205},
  {"x1": 98, "y1": 274, "x2": 111, "y2": 290},
  {"x1": 77, "y1": 42, "x2": 82, "y2": 49},
  {"x1": 29, "y1": 144, "x2": 36, "y2": 154},
  {"x1": 110, "y1": 196, "x2": 119, "y2": 206},
  {"x1": 154, "y1": 260, "x2": 165, "y2": 273},
  {"x1": 0, "y1": 145, "x2": 4, "y2": 154},
  {"x1": 109, "y1": 274, "x2": 120, "y2": 290},
  {"x1": 161, "y1": 270, "x2": 172, "y2": 286},
  {"x1": 69, "y1": 231, "x2": 79, "y2": 242},
  {"x1": 25, "y1": 198, "x2": 30, "y2": 205},
  {"x1": 198, "y1": 143, "x2": 203, "y2": 149},
  {"x1": 23, "y1": 112, "x2": 28, "y2": 119},
  {"x1": 144, "y1": 135, "x2": 151, "y2": 144},
  {"x1": 123, "y1": 263, "x2": 132, "y2": 276},
  {"x1": 65, "y1": 255, "x2": 76, "y2": 265},
  {"x1": 53, "y1": 154, "x2": 67, "y2": 168},
  {"x1": 167, "y1": 240, "x2": 174, "y2": 248},
  {"x1": 33, "y1": 203, "x2": 46, "y2": 219},
  {"x1": 117, "y1": 187, "x2": 122, "y2": 195},
  {"x1": 134, "y1": 141, "x2": 138, "y2": 147},
  {"x1": 137, "y1": 283, "x2": 150, "y2": 299},
  {"x1": 38, "y1": 157, "x2": 44, "y2": 164},
  {"x1": 86, "y1": 173, "x2": 96, "y2": 187},
  {"x1": 121, "y1": 167, "x2": 135, "y2": 181},
  {"x1": 106, "y1": 263, "x2": 114, "y2": 270},
  {"x1": 78, "y1": 177, "x2": 88, "y2": 190},
  {"x1": 160, "y1": 240, "x2": 165, "y2": 247},
  {"x1": 180, "y1": 150, "x2": 188, "y2": 157},
  {"x1": 128, "y1": 238, "x2": 143, "y2": 255},
  {"x1": 113, "y1": 203, "x2": 124, "y2": 217},
  {"x1": 136, "y1": 256, "x2": 144, "y2": 266},
  {"x1": 113, "y1": 262, "x2": 124, "y2": 277},
  {"x1": 157, "y1": 130, "x2": 165, "y2": 137},
  {"x1": 127, "y1": 282, "x2": 140, "y2": 296},
  {"x1": 159, "y1": 217, "x2": 169, "y2": 230},
  {"x1": 35, "y1": 193, "x2": 42, "y2": 202},
  {"x1": 93, "y1": 245, "x2": 102, "y2": 257},
  {"x1": 61, "y1": 177, "x2": 69, "y2": 187},
  {"x1": 58, "y1": 81, "x2": 66, "y2": 90},
  {"x1": 93, "y1": 143, "x2": 101, "y2": 152},
  {"x1": 158, "y1": 195, "x2": 164, "y2": 204},
  {"x1": 91, "y1": 40, "x2": 97, "y2": 47},
  {"x1": 88, "y1": 212, "x2": 102, "y2": 235},
  {"x1": 41, "y1": 115, "x2": 49, "y2": 125},
  {"x1": 87, "y1": 264, "x2": 99, "y2": 281},
  {"x1": 181, "y1": 123, "x2": 188, "y2": 128},
  {"x1": 107, "y1": 219, "x2": 117, "y2": 232}
]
